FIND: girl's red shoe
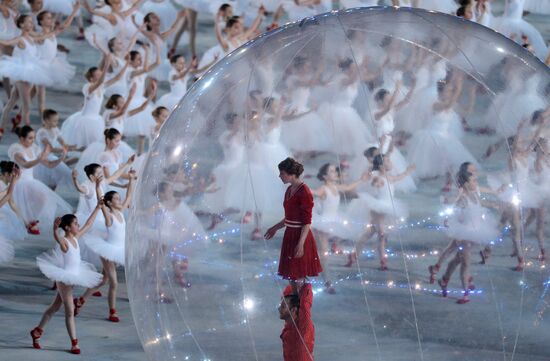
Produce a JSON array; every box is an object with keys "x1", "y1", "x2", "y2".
[
  {"x1": 70, "y1": 338, "x2": 80, "y2": 354},
  {"x1": 92, "y1": 291, "x2": 102, "y2": 297},
  {"x1": 27, "y1": 221, "x2": 40, "y2": 235},
  {"x1": 73, "y1": 297, "x2": 85, "y2": 316},
  {"x1": 344, "y1": 252, "x2": 357, "y2": 267},
  {"x1": 30, "y1": 326, "x2": 43, "y2": 349},
  {"x1": 108, "y1": 308, "x2": 120, "y2": 322},
  {"x1": 428, "y1": 264, "x2": 440, "y2": 284}
]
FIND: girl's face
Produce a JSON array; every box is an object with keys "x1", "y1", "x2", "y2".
[
  {"x1": 159, "y1": 185, "x2": 174, "y2": 202},
  {"x1": 174, "y1": 56, "x2": 185, "y2": 71},
  {"x1": 67, "y1": 218, "x2": 80, "y2": 235},
  {"x1": 30, "y1": 0, "x2": 43, "y2": 11},
  {"x1": 371, "y1": 176, "x2": 384, "y2": 188},
  {"x1": 223, "y1": 7, "x2": 233, "y2": 18},
  {"x1": 131, "y1": 53, "x2": 142, "y2": 67},
  {"x1": 466, "y1": 163, "x2": 477, "y2": 175},
  {"x1": 115, "y1": 96, "x2": 125, "y2": 109},
  {"x1": 112, "y1": 38, "x2": 124, "y2": 53},
  {"x1": 278, "y1": 170, "x2": 296, "y2": 184},
  {"x1": 91, "y1": 69, "x2": 102, "y2": 83},
  {"x1": 108, "y1": 0, "x2": 121, "y2": 11},
  {"x1": 464, "y1": 5, "x2": 473, "y2": 20},
  {"x1": 108, "y1": 193, "x2": 122, "y2": 209},
  {"x1": 147, "y1": 13, "x2": 161, "y2": 29},
  {"x1": 156, "y1": 109, "x2": 169, "y2": 124},
  {"x1": 44, "y1": 114, "x2": 59, "y2": 128},
  {"x1": 106, "y1": 134, "x2": 122, "y2": 149},
  {"x1": 40, "y1": 12, "x2": 53, "y2": 28},
  {"x1": 89, "y1": 167, "x2": 104, "y2": 182},
  {"x1": 465, "y1": 177, "x2": 477, "y2": 192},
  {"x1": 21, "y1": 16, "x2": 34, "y2": 32},
  {"x1": 382, "y1": 156, "x2": 393, "y2": 171},
  {"x1": 227, "y1": 22, "x2": 242, "y2": 37},
  {"x1": 324, "y1": 165, "x2": 339, "y2": 183},
  {"x1": 21, "y1": 131, "x2": 35, "y2": 147}
]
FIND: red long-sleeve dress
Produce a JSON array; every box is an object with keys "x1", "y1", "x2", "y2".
[
  {"x1": 281, "y1": 284, "x2": 315, "y2": 361},
  {"x1": 278, "y1": 183, "x2": 322, "y2": 280}
]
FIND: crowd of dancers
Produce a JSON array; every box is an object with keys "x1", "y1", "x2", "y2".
[{"x1": 0, "y1": 0, "x2": 548, "y2": 357}]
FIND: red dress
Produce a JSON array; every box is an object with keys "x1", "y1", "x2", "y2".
[
  {"x1": 278, "y1": 183, "x2": 322, "y2": 280},
  {"x1": 281, "y1": 284, "x2": 315, "y2": 361}
]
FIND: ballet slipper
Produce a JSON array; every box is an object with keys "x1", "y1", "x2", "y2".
[
  {"x1": 344, "y1": 252, "x2": 357, "y2": 267},
  {"x1": 108, "y1": 308, "x2": 120, "y2": 322},
  {"x1": 241, "y1": 211, "x2": 252, "y2": 224},
  {"x1": 27, "y1": 221, "x2": 40, "y2": 235},
  {"x1": 513, "y1": 257, "x2": 524, "y2": 272},
  {"x1": 510, "y1": 251, "x2": 518, "y2": 258},
  {"x1": 539, "y1": 249, "x2": 546, "y2": 262},
  {"x1": 457, "y1": 290, "x2": 470, "y2": 304},
  {"x1": 323, "y1": 282, "x2": 336, "y2": 295},
  {"x1": 250, "y1": 228, "x2": 262, "y2": 241},
  {"x1": 175, "y1": 274, "x2": 191, "y2": 288},
  {"x1": 379, "y1": 258, "x2": 388, "y2": 271},
  {"x1": 30, "y1": 326, "x2": 43, "y2": 349},
  {"x1": 0, "y1": 128, "x2": 4, "y2": 139},
  {"x1": 428, "y1": 264, "x2": 440, "y2": 284},
  {"x1": 11, "y1": 113, "x2": 21, "y2": 132},
  {"x1": 70, "y1": 338, "x2": 80, "y2": 354},
  {"x1": 73, "y1": 297, "x2": 85, "y2": 316},
  {"x1": 468, "y1": 276, "x2": 475, "y2": 291},
  {"x1": 76, "y1": 28, "x2": 85, "y2": 41},
  {"x1": 206, "y1": 214, "x2": 222, "y2": 231},
  {"x1": 479, "y1": 250, "x2": 488, "y2": 264},
  {"x1": 438, "y1": 277, "x2": 448, "y2": 297},
  {"x1": 330, "y1": 241, "x2": 343, "y2": 255},
  {"x1": 92, "y1": 291, "x2": 102, "y2": 297}
]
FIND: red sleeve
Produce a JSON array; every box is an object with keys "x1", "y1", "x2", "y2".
[
  {"x1": 297, "y1": 284, "x2": 314, "y2": 360},
  {"x1": 299, "y1": 185, "x2": 314, "y2": 225}
]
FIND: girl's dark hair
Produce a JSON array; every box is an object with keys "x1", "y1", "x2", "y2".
[
  {"x1": 225, "y1": 17, "x2": 239, "y2": 29},
  {"x1": 219, "y1": 3, "x2": 231, "y2": 12},
  {"x1": 338, "y1": 58, "x2": 353, "y2": 70},
  {"x1": 16, "y1": 15, "x2": 29, "y2": 29},
  {"x1": 458, "y1": 162, "x2": 472, "y2": 176},
  {"x1": 84, "y1": 163, "x2": 101, "y2": 178},
  {"x1": 106, "y1": 94, "x2": 123, "y2": 109},
  {"x1": 457, "y1": 171, "x2": 473, "y2": 188},
  {"x1": 59, "y1": 214, "x2": 77, "y2": 231},
  {"x1": 0, "y1": 161, "x2": 18, "y2": 175},
  {"x1": 456, "y1": 6, "x2": 468, "y2": 17},
  {"x1": 531, "y1": 109, "x2": 545, "y2": 125},
  {"x1": 15, "y1": 125, "x2": 34, "y2": 139},
  {"x1": 278, "y1": 157, "x2": 304, "y2": 177},
  {"x1": 42, "y1": 109, "x2": 58, "y2": 120},
  {"x1": 129, "y1": 50, "x2": 140, "y2": 62},
  {"x1": 152, "y1": 106, "x2": 168, "y2": 118},
  {"x1": 224, "y1": 113, "x2": 238, "y2": 126},
  {"x1": 36, "y1": 10, "x2": 50, "y2": 26},
  {"x1": 363, "y1": 146, "x2": 378, "y2": 160},
  {"x1": 372, "y1": 154, "x2": 385, "y2": 171},
  {"x1": 107, "y1": 37, "x2": 116, "y2": 52},
  {"x1": 104, "y1": 128, "x2": 121, "y2": 140},
  {"x1": 156, "y1": 181, "x2": 171, "y2": 197},
  {"x1": 104, "y1": 191, "x2": 117, "y2": 209},
  {"x1": 317, "y1": 163, "x2": 331, "y2": 181},
  {"x1": 144, "y1": 12, "x2": 154, "y2": 31},
  {"x1": 170, "y1": 54, "x2": 184, "y2": 64},
  {"x1": 374, "y1": 89, "x2": 389, "y2": 103},
  {"x1": 85, "y1": 66, "x2": 98, "y2": 82}
]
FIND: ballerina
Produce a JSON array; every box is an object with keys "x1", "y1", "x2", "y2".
[
  {"x1": 35, "y1": 3, "x2": 79, "y2": 114},
  {"x1": 0, "y1": 14, "x2": 56, "y2": 136},
  {"x1": 346, "y1": 154, "x2": 415, "y2": 270},
  {"x1": 265, "y1": 157, "x2": 323, "y2": 295},
  {"x1": 34, "y1": 109, "x2": 75, "y2": 190},
  {"x1": 312, "y1": 163, "x2": 367, "y2": 294},
  {"x1": 438, "y1": 171, "x2": 500, "y2": 304},
  {"x1": 0, "y1": 0, "x2": 20, "y2": 99},
  {"x1": 74, "y1": 170, "x2": 136, "y2": 323},
  {"x1": 0, "y1": 161, "x2": 27, "y2": 247},
  {"x1": 0, "y1": 165, "x2": 19, "y2": 264},
  {"x1": 31, "y1": 201, "x2": 103, "y2": 354},
  {"x1": 8, "y1": 125, "x2": 72, "y2": 235}
]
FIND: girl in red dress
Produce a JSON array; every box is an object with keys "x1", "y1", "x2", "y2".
[{"x1": 265, "y1": 157, "x2": 322, "y2": 294}]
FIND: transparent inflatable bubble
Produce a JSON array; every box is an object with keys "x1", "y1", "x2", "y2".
[{"x1": 127, "y1": 7, "x2": 550, "y2": 361}]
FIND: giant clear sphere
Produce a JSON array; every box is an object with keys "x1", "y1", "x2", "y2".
[{"x1": 127, "y1": 6, "x2": 550, "y2": 361}]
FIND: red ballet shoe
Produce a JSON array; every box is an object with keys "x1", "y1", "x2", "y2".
[
  {"x1": 108, "y1": 308, "x2": 120, "y2": 322},
  {"x1": 457, "y1": 290, "x2": 470, "y2": 304},
  {"x1": 76, "y1": 28, "x2": 85, "y2": 40},
  {"x1": 323, "y1": 282, "x2": 336, "y2": 294},
  {"x1": 250, "y1": 228, "x2": 262, "y2": 240},
  {"x1": 468, "y1": 276, "x2": 475, "y2": 291},
  {"x1": 92, "y1": 291, "x2": 102, "y2": 297},
  {"x1": 539, "y1": 249, "x2": 546, "y2": 262},
  {"x1": 330, "y1": 241, "x2": 343, "y2": 255},
  {"x1": 428, "y1": 264, "x2": 440, "y2": 284},
  {"x1": 438, "y1": 277, "x2": 448, "y2": 297},
  {"x1": 479, "y1": 250, "x2": 489, "y2": 264},
  {"x1": 207, "y1": 214, "x2": 222, "y2": 231},
  {"x1": 513, "y1": 257, "x2": 524, "y2": 272},
  {"x1": 30, "y1": 326, "x2": 43, "y2": 349},
  {"x1": 11, "y1": 113, "x2": 21, "y2": 132},
  {"x1": 241, "y1": 211, "x2": 252, "y2": 224},
  {"x1": 0, "y1": 128, "x2": 4, "y2": 139},
  {"x1": 344, "y1": 252, "x2": 357, "y2": 267},
  {"x1": 27, "y1": 221, "x2": 40, "y2": 235},
  {"x1": 73, "y1": 297, "x2": 85, "y2": 316},
  {"x1": 379, "y1": 258, "x2": 388, "y2": 271},
  {"x1": 70, "y1": 338, "x2": 80, "y2": 354}
]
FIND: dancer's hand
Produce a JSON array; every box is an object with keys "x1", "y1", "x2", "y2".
[
  {"x1": 294, "y1": 243, "x2": 304, "y2": 258},
  {"x1": 54, "y1": 217, "x2": 62, "y2": 228},
  {"x1": 264, "y1": 226, "x2": 277, "y2": 240},
  {"x1": 127, "y1": 154, "x2": 136, "y2": 164}
]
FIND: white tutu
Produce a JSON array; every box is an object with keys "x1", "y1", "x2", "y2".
[
  {"x1": 154, "y1": 202, "x2": 206, "y2": 247},
  {"x1": 445, "y1": 201, "x2": 500, "y2": 245},
  {"x1": 0, "y1": 204, "x2": 27, "y2": 242},
  {"x1": 43, "y1": 0, "x2": 79, "y2": 16},
  {"x1": 312, "y1": 186, "x2": 355, "y2": 240},
  {"x1": 157, "y1": 69, "x2": 189, "y2": 110},
  {"x1": 0, "y1": 236, "x2": 14, "y2": 264},
  {"x1": 347, "y1": 183, "x2": 408, "y2": 220},
  {"x1": 197, "y1": 45, "x2": 224, "y2": 76},
  {"x1": 0, "y1": 8, "x2": 20, "y2": 41},
  {"x1": 85, "y1": 212, "x2": 126, "y2": 265},
  {"x1": 34, "y1": 127, "x2": 73, "y2": 189},
  {"x1": 124, "y1": 96, "x2": 156, "y2": 137},
  {"x1": 84, "y1": 9, "x2": 125, "y2": 50},
  {"x1": 38, "y1": 37, "x2": 75, "y2": 86},
  {"x1": 487, "y1": 165, "x2": 540, "y2": 209},
  {"x1": 61, "y1": 111, "x2": 105, "y2": 148},
  {"x1": 0, "y1": 38, "x2": 54, "y2": 86},
  {"x1": 36, "y1": 243, "x2": 103, "y2": 287}
]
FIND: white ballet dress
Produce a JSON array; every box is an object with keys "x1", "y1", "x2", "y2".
[
  {"x1": 494, "y1": 0, "x2": 548, "y2": 60},
  {"x1": 0, "y1": 181, "x2": 27, "y2": 242},
  {"x1": 104, "y1": 109, "x2": 126, "y2": 134},
  {"x1": 84, "y1": 7, "x2": 125, "y2": 51},
  {"x1": 124, "y1": 73, "x2": 156, "y2": 137},
  {"x1": 105, "y1": 55, "x2": 129, "y2": 98},
  {"x1": 37, "y1": 36, "x2": 75, "y2": 86},
  {"x1": 0, "y1": 37, "x2": 54, "y2": 86},
  {"x1": 145, "y1": 32, "x2": 171, "y2": 81},
  {"x1": 152, "y1": 201, "x2": 206, "y2": 247},
  {"x1": 157, "y1": 68, "x2": 189, "y2": 110},
  {"x1": 7, "y1": 143, "x2": 72, "y2": 227},
  {"x1": 312, "y1": 185, "x2": 354, "y2": 240},
  {"x1": 140, "y1": 0, "x2": 178, "y2": 32},
  {"x1": 43, "y1": 0, "x2": 80, "y2": 16},
  {"x1": 61, "y1": 84, "x2": 106, "y2": 148},
  {"x1": 406, "y1": 107, "x2": 478, "y2": 179},
  {"x1": 85, "y1": 211, "x2": 126, "y2": 265},
  {"x1": 33, "y1": 127, "x2": 73, "y2": 189},
  {"x1": 0, "y1": 7, "x2": 20, "y2": 41},
  {"x1": 37, "y1": 238, "x2": 103, "y2": 287},
  {"x1": 445, "y1": 197, "x2": 500, "y2": 245},
  {"x1": 75, "y1": 143, "x2": 134, "y2": 186}
]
